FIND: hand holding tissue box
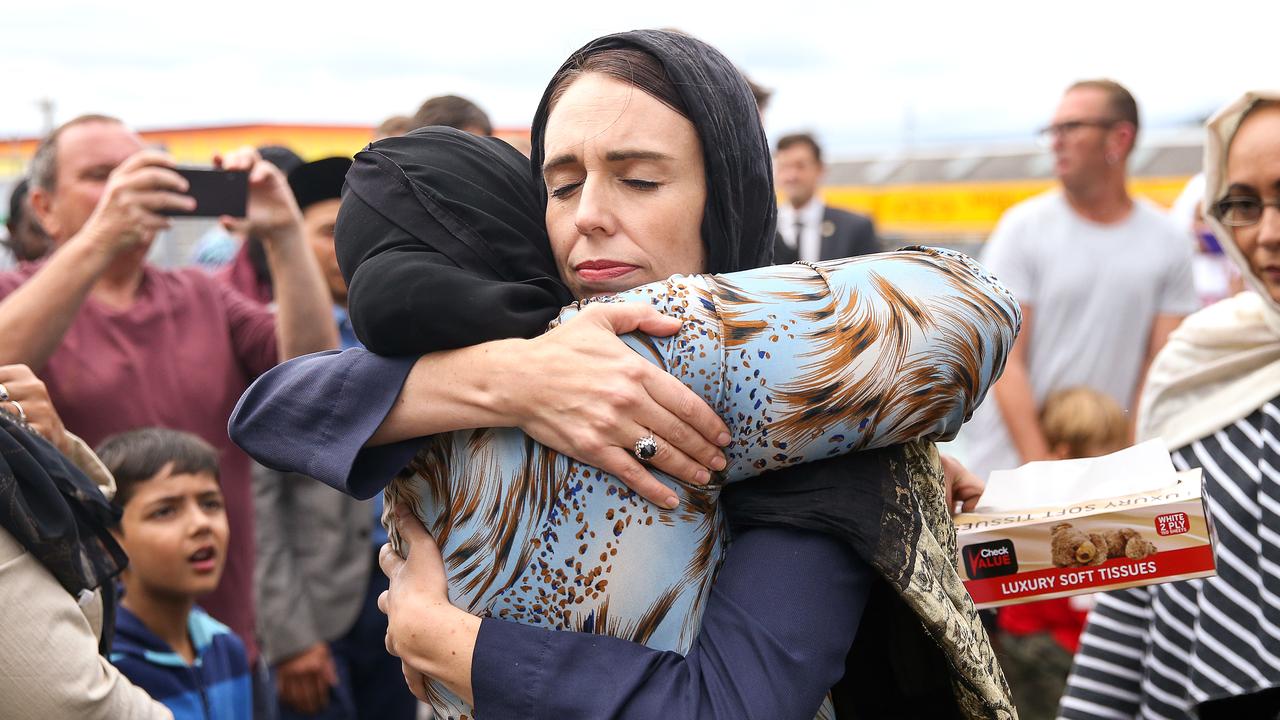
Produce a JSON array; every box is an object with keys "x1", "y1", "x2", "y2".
[{"x1": 953, "y1": 440, "x2": 1218, "y2": 608}]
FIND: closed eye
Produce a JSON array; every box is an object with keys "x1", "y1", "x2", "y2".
[
  {"x1": 622, "y1": 179, "x2": 660, "y2": 191},
  {"x1": 550, "y1": 181, "x2": 583, "y2": 200}
]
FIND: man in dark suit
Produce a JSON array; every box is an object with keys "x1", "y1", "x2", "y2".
[{"x1": 773, "y1": 132, "x2": 879, "y2": 264}]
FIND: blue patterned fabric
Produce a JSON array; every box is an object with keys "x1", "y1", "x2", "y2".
[{"x1": 387, "y1": 247, "x2": 1021, "y2": 718}]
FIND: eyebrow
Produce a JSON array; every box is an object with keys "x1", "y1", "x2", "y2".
[
  {"x1": 542, "y1": 149, "x2": 675, "y2": 174},
  {"x1": 144, "y1": 489, "x2": 221, "y2": 505},
  {"x1": 604, "y1": 150, "x2": 674, "y2": 163}
]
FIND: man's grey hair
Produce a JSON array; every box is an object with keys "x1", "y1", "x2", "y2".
[{"x1": 27, "y1": 114, "x2": 125, "y2": 193}]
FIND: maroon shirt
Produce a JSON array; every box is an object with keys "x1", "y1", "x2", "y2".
[{"x1": 0, "y1": 262, "x2": 278, "y2": 662}]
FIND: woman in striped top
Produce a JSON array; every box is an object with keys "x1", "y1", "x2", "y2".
[{"x1": 1060, "y1": 91, "x2": 1280, "y2": 719}]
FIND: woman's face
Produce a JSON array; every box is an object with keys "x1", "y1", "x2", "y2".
[
  {"x1": 1226, "y1": 104, "x2": 1280, "y2": 302},
  {"x1": 542, "y1": 72, "x2": 707, "y2": 299}
]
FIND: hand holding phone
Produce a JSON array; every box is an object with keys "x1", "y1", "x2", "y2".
[{"x1": 163, "y1": 167, "x2": 249, "y2": 218}]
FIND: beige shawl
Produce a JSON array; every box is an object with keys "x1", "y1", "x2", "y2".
[{"x1": 1137, "y1": 90, "x2": 1280, "y2": 449}]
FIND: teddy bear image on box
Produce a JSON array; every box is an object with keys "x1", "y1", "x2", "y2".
[{"x1": 1050, "y1": 523, "x2": 1158, "y2": 568}]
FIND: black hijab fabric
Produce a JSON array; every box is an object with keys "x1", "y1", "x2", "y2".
[
  {"x1": 0, "y1": 414, "x2": 126, "y2": 654},
  {"x1": 529, "y1": 29, "x2": 777, "y2": 274},
  {"x1": 338, "y1": 127, "x2": 572, "y2": 355}
]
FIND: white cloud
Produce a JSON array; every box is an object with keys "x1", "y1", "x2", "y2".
[{"x1": 4, "y1": 0, "x2": 1275, "y2": 154}]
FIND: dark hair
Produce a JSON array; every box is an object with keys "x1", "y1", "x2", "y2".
[
  {"x1": 96, "y1": 428, "x2": 220, "y2": 513},
  {"x1": 1068, "y1": 79, "x2": 1140, "y2": 133},
  {"x1": 411, "y1": 95, "x2": 493, "y2": 136},
  {"x1": 5, "y1": 178, "x2": 51, "y2": 262},
  {"x1": 545, "y1": 48, "x2": 687, "y2": 121},
  {"x1": 531, "y1": 29, "x2": 777, "y2": 274},
  {"x1": 776, "y1": 133, "x2": 823, "y2": 165},
  {"x1": 28, "y1": 114, "x2": 125, "y2": 193}
]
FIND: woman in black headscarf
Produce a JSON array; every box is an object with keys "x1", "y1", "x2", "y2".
[{"x1": 233, "y1": 29, "x2": 1015, "y2": 720}]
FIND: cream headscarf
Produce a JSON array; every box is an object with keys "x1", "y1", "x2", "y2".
[{"x1": 1137, "y1": 90, "x2": 1280, "y2": 449}]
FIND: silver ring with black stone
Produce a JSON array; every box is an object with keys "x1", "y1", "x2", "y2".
[{"x1": 634, "y1": 433, "x2": 659, "y2": 462}]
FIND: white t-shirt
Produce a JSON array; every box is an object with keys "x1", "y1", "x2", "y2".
[{"x1": 960, "y1": 191, "x2": 1199, "y2": 480}]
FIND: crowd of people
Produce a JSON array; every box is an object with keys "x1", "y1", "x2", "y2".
[{"x1": 0, "y1": 26, "x2": 1276, "y2": 720}]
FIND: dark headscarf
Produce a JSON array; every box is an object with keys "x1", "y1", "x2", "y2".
[
  {"x1": 338, "y1": 127, "x2": 572, "y2": 355},
  {"x1": 0, "y1": 414, "x2": 126, "y2": 655},
  {"x1": 529, "y1": 29, "x2": 777, "y2": 273},
  {"x1": 339, "y1": 30, "x2": 994, "y2": 716},
  {"x1": 533, "y1": 33, "x2": 974, "y2": 716}
]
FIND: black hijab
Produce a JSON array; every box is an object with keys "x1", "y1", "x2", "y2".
[
  {"x1": 0, "y1": 414, "x2": 126, "y2": 654},
  {"x1": 529, "y1": 29, "x2": 777, "y2": 274},
  {"x1": 338, "y1": 127, "x2": 572, "y2": 355}
]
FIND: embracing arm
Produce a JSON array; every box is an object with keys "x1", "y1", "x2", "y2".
[
  {"x1": 380, "y1": 507, "x2": 869, "y2": 720},
  {"x1": 588, "y1": 247, "x2": 1022, "y2": 482},
  {"x1": 230, "y1": 303, "x2": 730, "y2": 505}
]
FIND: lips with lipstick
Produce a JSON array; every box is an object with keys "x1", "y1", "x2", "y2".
[
  {"x1": 188, "y1": 545, "x2": 219, "y2": 574},
  {"x1": 575, "y1": 259, "x2": 640, "y2": 283}
]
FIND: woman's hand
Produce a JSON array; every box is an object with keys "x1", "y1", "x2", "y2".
[
  {"x1": 378, "y1": 504, "x2": 480, "y2": 706},
  {"x1": 0, "y1": 364, "x2": 69, "y2": 454},
  {"x1": 942, "y1": 453, "x2": 985, "y2": 515},
  {"x1": 501, "y1": 303, "x2": 731, "y2": 509}
]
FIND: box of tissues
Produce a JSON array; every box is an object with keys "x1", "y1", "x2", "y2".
[{"x1": 953, "y1": 440, "x2": 1217, "y2": 608}]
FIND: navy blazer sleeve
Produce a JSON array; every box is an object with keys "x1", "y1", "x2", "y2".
[
  {"x1": 228, "y1": 348, "x2": 419, "y2": 500},
  {"x1": 472, "y1": 527, "x2": 871, "y2": 720}
]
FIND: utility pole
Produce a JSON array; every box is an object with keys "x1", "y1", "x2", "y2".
[{"x1": 36, "y1": 98, "x2": 55, "y2": 135}]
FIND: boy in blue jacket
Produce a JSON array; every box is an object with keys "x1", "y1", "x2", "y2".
[{"x1": 100, "y1": 428, "x2": 252, "y2": 719}]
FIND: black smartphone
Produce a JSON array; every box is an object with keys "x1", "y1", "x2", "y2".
[{"x1": 165, "y1": 167, "x2": 249, "y2": 218}]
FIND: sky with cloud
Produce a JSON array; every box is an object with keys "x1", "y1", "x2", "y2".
[{"x1": 4, "y1": 0, "x2": 1275, "y2": 156}]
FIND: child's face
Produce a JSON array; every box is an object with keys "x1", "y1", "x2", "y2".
[{"x1": 114, "y1": 468, "x2": 229, "y2": 600}]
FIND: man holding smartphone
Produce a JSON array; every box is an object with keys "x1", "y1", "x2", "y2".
[{"x1": 0, "y1": 114, "x2": 338, "y2": 700}]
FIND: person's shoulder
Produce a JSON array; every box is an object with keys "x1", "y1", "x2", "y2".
[
  {"x1": 1002, "y1": 190, "x2": 1066, "y2": 224},
  {"x1": 823, "y1": 205, "x2": 870, "y2": 224},
  {"x1": 1131, "y1": 199, "x2": 1191, "y2": 235},
  {"x1": 188, "y1": 606, "x2": 248, "y2": 663},
  {"x1": 109, "y1": 604, "x2": 161, "y2": 660},
  {"x1": 986, "y1": 191, "x2": 1063, "y2": 251},
  {"x1": 188, "y1": 606, "x2": 239, "y2": 644}
]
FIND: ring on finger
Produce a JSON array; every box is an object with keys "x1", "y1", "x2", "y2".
[
  {"x1": 634, "y1": 432, "x2": 659, "y2": 462},
  {"x1": 7, "y1": 400, "x2": 25, "y2": 423}
]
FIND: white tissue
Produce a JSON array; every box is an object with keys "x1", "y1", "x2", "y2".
[{"x1": 975, "y1": 439, "x2": 1178, "y2": 513}]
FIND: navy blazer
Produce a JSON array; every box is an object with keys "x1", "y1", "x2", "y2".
[
  {"x1": 229, "y1": 349, "x2": 868, "y2": 718},
  {"x1": 773, "y1": 205, "x2": 880, "y2": 264}
]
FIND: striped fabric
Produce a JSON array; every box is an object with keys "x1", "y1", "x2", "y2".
[
  {"x1": 111, "y1": 604, "x2": 252, "y2": 720},
  {"x1": 1059, "y1": 399, "x2": 1280, "y2": 719}
]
